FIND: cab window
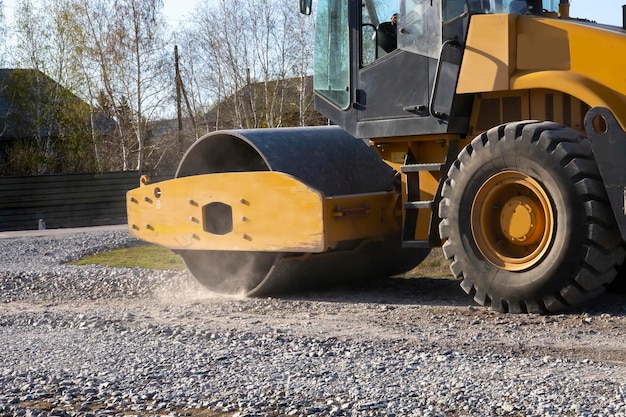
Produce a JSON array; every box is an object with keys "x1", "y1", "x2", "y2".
[{"x1": 361, "y1": 0, "x2": 399, "y2": 66}]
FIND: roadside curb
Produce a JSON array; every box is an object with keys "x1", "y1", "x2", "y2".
[{"x1": 0, "y1": 224, "x2": 128, "y2": 239}]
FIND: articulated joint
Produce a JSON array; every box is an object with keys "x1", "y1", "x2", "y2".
[{"x1": 585, "y1": 107, "x2": 626, "y2": 240}]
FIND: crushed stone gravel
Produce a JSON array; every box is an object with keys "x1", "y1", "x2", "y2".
[{"x1": 0, "y1": 229, "x2": 625, "y2": 417}]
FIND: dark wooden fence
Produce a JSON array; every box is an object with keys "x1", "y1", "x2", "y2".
[{"x1": 0, "y1": 171, "x2": 173, "y2": 232}]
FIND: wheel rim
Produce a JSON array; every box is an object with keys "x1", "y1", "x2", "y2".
[{"x1": 471, "y1": 171, "x2": 554, "y2": 271}]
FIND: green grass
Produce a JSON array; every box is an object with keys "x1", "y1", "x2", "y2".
[
  {"x1": 403, "y1": 248, "x2": 454, "y2": 279},
  {"x1": 69, "y1": 244, "x2": 452, "y2": 278},
  {"x1": 69, "y1": 244, "x2": 186, "y2": 270}
]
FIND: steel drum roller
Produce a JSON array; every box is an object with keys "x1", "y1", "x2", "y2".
[{"x1": 175, "y1": 126, "x2": 429, "y2": 295}]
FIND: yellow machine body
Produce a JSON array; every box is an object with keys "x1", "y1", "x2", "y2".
[
  {"x1": 367, "y1": 13, "x2": 626, "y2": 244},
  {"x1": 128, "y1": 14, "x2": 626, "y2": 255}
]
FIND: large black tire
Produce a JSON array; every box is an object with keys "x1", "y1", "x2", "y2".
[{"x1": 439, "y1": 121, "x2": 625, "y2": 313}]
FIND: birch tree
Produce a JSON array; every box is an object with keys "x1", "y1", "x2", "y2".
[
  {"x1": 73, "y1": 0, "x2": 169, "y2": 172},
  {"x1": 178, "y1": 0, "x2": 318, "y2": 131},
  {"x1": 112, "y1": 0, "x2": 169, "y2": 171},
  {"x1": 0, "y1": 1, "x2": 6, "y2": 61},
  {"x1": 291, "y1": 4, "x2": 317, "y2": 126}
]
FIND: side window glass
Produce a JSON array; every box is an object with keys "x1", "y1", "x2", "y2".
[
  {"x1": 442, "y1": 0, "x2": 468, "y2": 21},
  {"x1": 314, "y1": 0, "x2": 350, "y2": 108},
  {"x1": 398, "y1": 0, "x2": 442, "y2": 59},
  {"x1": 361, "y1": 0, "x2": 399, "y2": 66},
  {"x1": 361, "y1": 6, "x2": 377, "y2": 66}
]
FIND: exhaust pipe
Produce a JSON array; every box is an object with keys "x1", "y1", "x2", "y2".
[{"x1": 559, "y1": 0, "x2": 570, "y2": 19}]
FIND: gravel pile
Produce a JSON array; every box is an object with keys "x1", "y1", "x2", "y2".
[
  {"x1": 0, "y1": 231, "x2": 180, "y2": 304},
  {"x1": 0, "y1": 229, "x2": 625, "y2": 417}
]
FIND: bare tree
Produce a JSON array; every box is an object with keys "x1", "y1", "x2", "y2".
[
  {"x1": 249, "y1": 0, "x2": 283, "y2": 127},
  {"x1": 69, "y1": 0, "x2": 170, "y2": 172},
  {"x1": 2, "y1": 0, "x2": 319, "y2": 175},
  {"x1": 177, "y1": 21, "x2": 225, "y2": 134},
  {"x1": 69, "y1": 0, "x2": 130, "y2": 170},
  {"x1": 177, "y1": 0, "x2": 318, "y2": 131},
  {"x1": 292, "y1": 4, "x2": 317, "y2": 126},
  {"x1": 0, "y1": 1, "x2": 6, "y2": 62},
  {"x1": 112, "y1": 0, "x2": 169, "y2": 171}
]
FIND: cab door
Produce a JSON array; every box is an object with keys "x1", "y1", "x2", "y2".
[{"x1": 353, "y1": 0, "x2": 469, "y2": 138}]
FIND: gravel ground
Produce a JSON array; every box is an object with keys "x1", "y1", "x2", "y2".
[{"x1": 0, "y1": 229, "x2": 625, "y2": 417}]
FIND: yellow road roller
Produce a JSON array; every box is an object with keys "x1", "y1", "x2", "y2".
[{"x1": 128, "y1": 0, "x2": 626, "y2": 313}]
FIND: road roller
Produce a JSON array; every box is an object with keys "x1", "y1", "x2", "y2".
[{"x1": 128, "y1": 0, "x2": 626, "y2": 313}]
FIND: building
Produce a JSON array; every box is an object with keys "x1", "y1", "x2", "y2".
[{"x1": 0, "y1": 68, "x2": 115, "y2": 175}]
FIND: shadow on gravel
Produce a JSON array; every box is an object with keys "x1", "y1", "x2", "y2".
[
  {"x1": 582, "y1": 292, "x2": 626, "y2": 317},
  {"x1": 273, "y1": 248, "x2": 626, "y2": 315},
  {"x1": 281, "y1": 276, "x2": 626, "y2": 316},
  {"x1": 283, "y1": 276, "x2": 472, "y2": 308}
]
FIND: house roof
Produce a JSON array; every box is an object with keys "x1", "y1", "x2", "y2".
[
  {"x1": 0, "y1": 68, "x2": 115, "y2": 142},
  {"x1": 0, "y1": 69, "x2": 61, "y2": 140},
  {"x1": 202, "y1": 75, "x2": 325, "y2": 129}
]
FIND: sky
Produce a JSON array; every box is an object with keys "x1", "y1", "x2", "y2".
[
  {"x1": 1, "y1": 0, "x2": 200, "y2": 25},
  {"x1": 161, "y1": 0, "x2": 626, "y2": 27},
  {"x1": 162, "y1": 0, "x2": 198, "y2": 27},
  {"x1": 2, "y1": 0, "x2": 626, "y2": 29},
  {"x1": 569, "y1": 0, "x2": 625, "y2": 26}
]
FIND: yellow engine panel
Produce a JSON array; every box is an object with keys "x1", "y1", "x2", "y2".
[{"x1": 458, "y1": 13, "x2": 626, "y2": 130}]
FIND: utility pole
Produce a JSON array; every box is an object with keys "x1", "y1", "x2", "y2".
[
  {"x1": 174, "y1": 45, "x2": 198, "y2": 153},
  {"x1": 174, "y1": 45, "x2": 184, "y2": 157}
]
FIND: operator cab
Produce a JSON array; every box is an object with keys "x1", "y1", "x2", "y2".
[{"x1": 302, "y1": 0, "x2": 560, "y2": 139}]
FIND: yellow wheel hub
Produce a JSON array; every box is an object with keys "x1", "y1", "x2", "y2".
[{"x1": 471, "y1": 171, "x2": 554, "y2": 271}]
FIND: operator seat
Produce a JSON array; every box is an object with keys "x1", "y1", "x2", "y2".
[
  {"x1": 467, "y1": 0, "x2": 491, "y2": 14},
  {"x1": 377, "y1": 21, "x2": 397, "y2": 54},
  {"x1": 509, "y1": 0, "x2": 528, "y2": 14}
]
